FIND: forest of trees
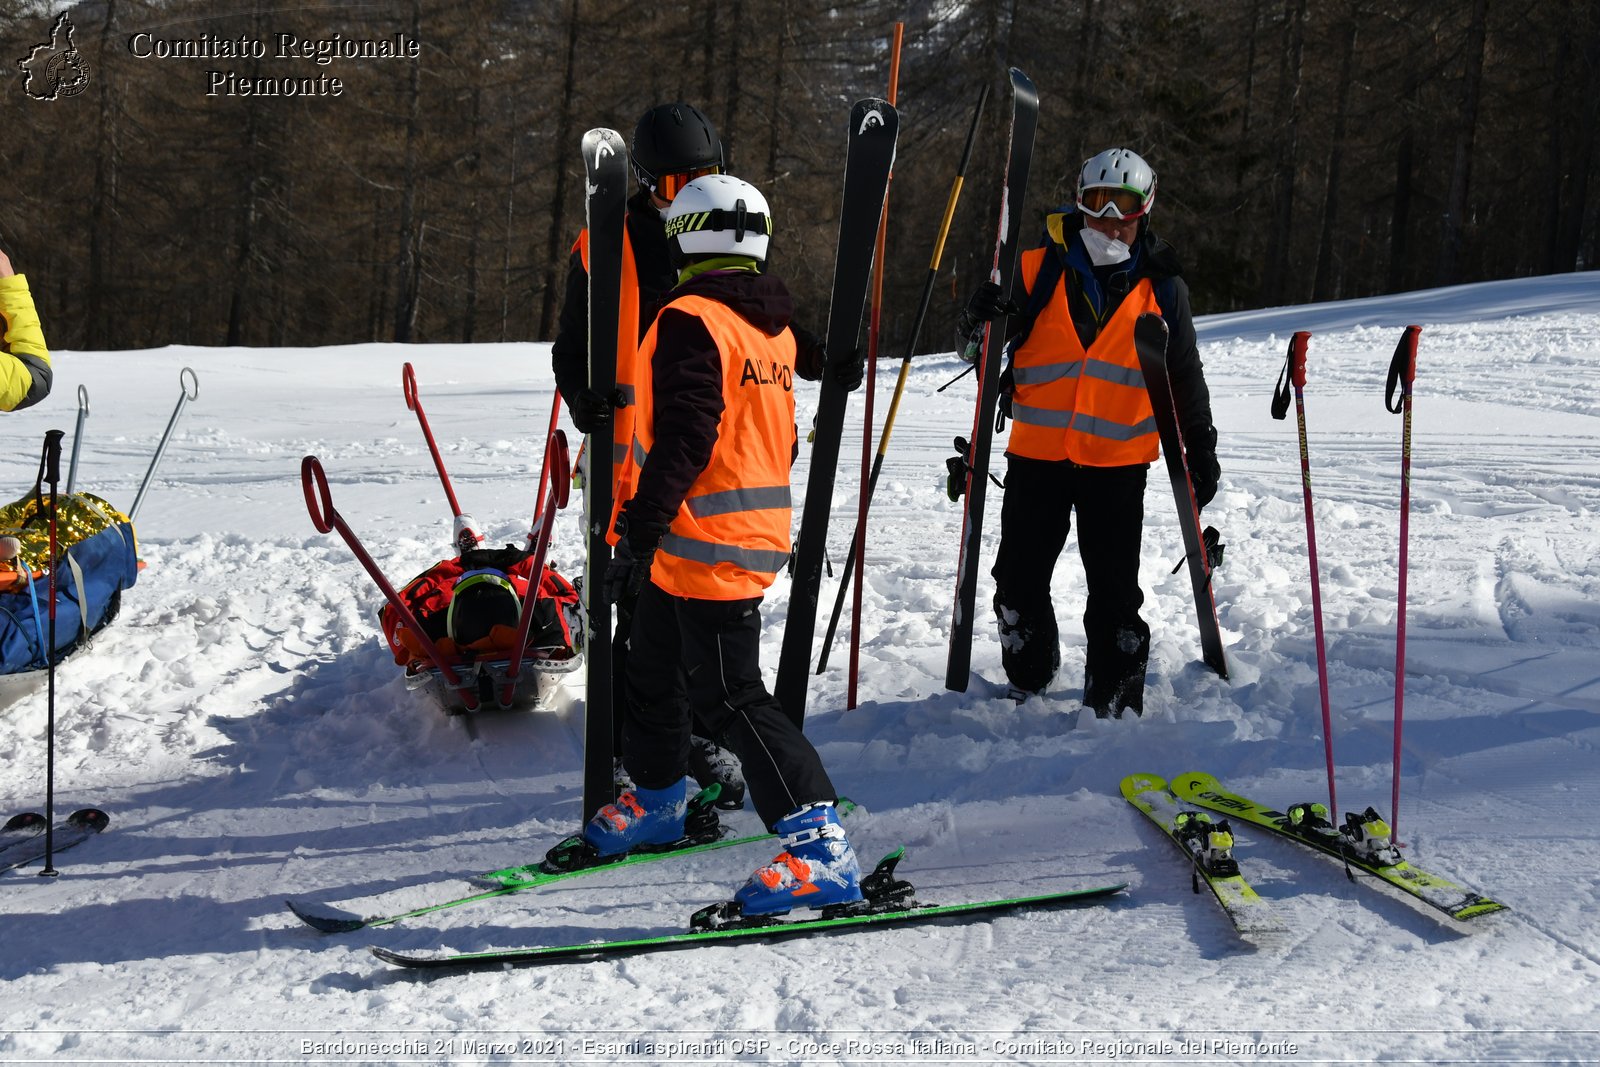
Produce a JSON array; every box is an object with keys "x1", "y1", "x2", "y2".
[{"x1": 2, "y1": 0, "x2": 1596, "y2": 353}]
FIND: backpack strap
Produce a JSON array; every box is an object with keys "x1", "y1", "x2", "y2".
[{"x1": 1001, "y1": 234, "x2": 1067, "y2": 367}]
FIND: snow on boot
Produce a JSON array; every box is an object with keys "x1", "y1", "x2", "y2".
[
  {"x1": 453, "y1": 513, "x2": 484, "y2": 554},
  {"x1": 734, "y1": 802, "x2": 862, "y2": 916},
  {"x1": 611, "y1": 757, "x2": 635, "y2": 800},
  {"x1": 688, "y1": 736, "x2": 746, "y2": 810},
  {"x1": 582, "y1": 779, "x2": 687, "y2": 857}
]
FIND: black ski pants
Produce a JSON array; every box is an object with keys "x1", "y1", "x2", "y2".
[
  {"x1": 990, "y1": 456, "x2": 1150, "y2": 710},
  {"x1": 623, "y1": 581, "x2": 837, "y2": 828}
]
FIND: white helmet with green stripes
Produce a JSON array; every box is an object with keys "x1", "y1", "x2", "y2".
[{"x1": 663, "y1": 174, "x2": 772, "y2": 262}]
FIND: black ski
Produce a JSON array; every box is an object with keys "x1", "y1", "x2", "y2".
[
  {"x1": 371, "y1": 850, "x2": 1126, "y2": 970},
  {"x1": 1, "y1": 812, "x2": 46, "y2": 853},
  {"x1": 1132, "y1": 313, "x2": 1228, "y2": 678},
  {"x1": 0, "y1": 808, "x2": 109, "y2": 874},
  {"x1": 580, "y1": 127, "x2": 628, "y2": 822},
  {"x1": 946, "y1": 68, "x2": 1039, "y2": 692},
  {"x1": 774, "y1": 98, "x2": 899, "y2": 725}
]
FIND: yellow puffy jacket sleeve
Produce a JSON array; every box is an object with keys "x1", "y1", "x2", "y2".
[{"x1": 0, "y1": 274, "x2": 52, "y2": 411}]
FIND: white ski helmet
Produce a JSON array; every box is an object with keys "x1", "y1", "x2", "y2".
[
  {"x1": 1076, "y1": 147, "x2": 1157, "y2": 220},
  {"x1": 662, "y1": 174, "x2": 772, "y2": 263}
]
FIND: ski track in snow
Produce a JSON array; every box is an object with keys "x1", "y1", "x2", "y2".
[{"x1": 0, "y1": 279, "x2": 1597, "y2": 1062}]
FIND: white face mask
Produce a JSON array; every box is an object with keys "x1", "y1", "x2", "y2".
[{"x1": 1079, "y1": 225, "x2": 1132, "y2": 266}]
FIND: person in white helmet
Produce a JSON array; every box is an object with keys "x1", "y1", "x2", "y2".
[
  {"x1": 578, "y1": 174, "x2": 866, "y2": 919},
  {"x1": 550, "y1": 103, "x2": 751, "y2": 808},
  {"x1": 957, "y1": 147, "x2": 1219, "y2": 716}
]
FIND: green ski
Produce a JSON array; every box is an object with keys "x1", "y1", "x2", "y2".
[
  {"x1": 371, "y1": 850, "x2": 1127, "y2": 970},
  {"x1": 286, "y1": 794, "x2": 856, "y2": 933},
  {"x1": 1121, "y1": 773, "x2": 1286, "y2": 937},
  {"x1": 1169, "y1": 771, "x2": 1505, "y2": 922}
]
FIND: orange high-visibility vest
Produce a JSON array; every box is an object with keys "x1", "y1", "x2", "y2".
[
  {"x1": 618, "y1": 293, "x2": 797, "y2": 601},
  {"x1": 1004, "y1": 247, "x2": 1162, "y2": 466},
  {"x1": 575, "y1": 228, "x2": 645, "y2": 537}
]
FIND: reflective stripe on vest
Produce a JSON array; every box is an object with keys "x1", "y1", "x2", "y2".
[
  {"x1": 1006, "y1": 247, "x2": 1162, "y2": 466},
  {"x1": 619, "y1": 292, "x2": 798, "y2": 600}
]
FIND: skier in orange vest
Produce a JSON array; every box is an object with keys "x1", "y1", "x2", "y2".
[
  {"x1": 959, "y1": 147, "x2": 1219, "y2": 716},
  {"x1": 551, "y1": 102, "x2": 746, "y2": 805},
  {"x1": 580, "y1": 174, "x2": 867, "y2": 918}
]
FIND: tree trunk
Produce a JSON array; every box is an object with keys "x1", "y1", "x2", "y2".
[
  {"x1": 1313, "y1": 16, "x2": 1358, "y2": 302},
  {"x1": 537, "y1": 0, "x2": 582, "y2": 341},
  {"x1": 393, "y1": 0, "x2": 424, "y2": 342},
  {"x1": 1259, "y1": 0, "x2": 1308, "y2": 306},
  {"x1": 88, "y1": 0, "x2": 119, "y2": 350},
  {"x1": 766, "y1": 2, "x2": 790, "y2": 185},
  {"x1": 1436, "y1": 0, "x2": 1489, "y2": 287},
  {"x1": 1386, "y1": 61, "x2": 1420, "y2": 293}
]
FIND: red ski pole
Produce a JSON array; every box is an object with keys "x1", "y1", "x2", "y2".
[
  {"x1": 528, "y1": 390, "x2": 563, "y2": 551},
  {"x1": 402, "y1": 363, "x2": 480, "y2": 553},
  {"x1": 1272, "y1": 332, "x2": 1337, "y2": 818},
  {"x1": 847, "y1": 21, "x2": 903, "y2": 710},
  {"x1": 302, "y1": 455, "x2": 478, "y2": 710},
  {"x1": 1385, "y1": 325, "x2": 1420, "y2": 845},
  {"x1": 502, "y1": 429, "x2": 571, "y2": 706}
]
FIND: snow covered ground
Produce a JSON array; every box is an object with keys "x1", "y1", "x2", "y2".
[{"x1": 1, "y1": 272, "x2": 1597, "y2": 1064}]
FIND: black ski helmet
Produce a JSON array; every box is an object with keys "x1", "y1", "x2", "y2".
[
  {"x1": 630, "y1": 102, "x2": 724, "y2": 187},
  {"x1": 447, "y1": 569, "x2": 520, "y2": 647}
]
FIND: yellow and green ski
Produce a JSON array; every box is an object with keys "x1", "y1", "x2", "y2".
[
  {"x1": 1169, "y1": 771, "x2": 1505, "y2": 922},
  {"x1": 1121, "y1": 773, "x2": 1286, "y2": 938}
]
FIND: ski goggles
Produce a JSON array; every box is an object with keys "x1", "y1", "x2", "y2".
[
  {"x1": 1077, "y1": 185, "x2": 1152, "y2": 220},
  {"x1": 636, "y1": 164, "x2": 721, "y2": 202}
]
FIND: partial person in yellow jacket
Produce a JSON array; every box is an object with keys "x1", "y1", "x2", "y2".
[
  {"x1": 578, "y1": 174, "x2": 869, "y2": 920},
  {"x1": 959, "y1": 147, "x2": 1219, "y2": 717},
  {"x1": 0, "y1": 247, "x2": 53, "y2": 411}
]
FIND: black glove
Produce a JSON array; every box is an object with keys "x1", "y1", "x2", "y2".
[
  {"x1": 956, "y1": 280, "x2": 1018, "y2": 339},
  {"x1": 569, "y1": 387, "x2": 623, "y2": 436},
  {"x1": 829, "y1": 345, "x2": 865, "y2": 392},
  {"x1": 1185, "y1": 424, "x2": 1221, "y2": 510},
  {"x1": 602, "y1": 515, "x2": 668, "y2": 604},
  {"x1": 995, "y1": 365, "x2": 1015, "y2": 428}
]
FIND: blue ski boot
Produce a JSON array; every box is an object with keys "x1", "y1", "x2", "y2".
[
  {"x1": 582, "y1": 778, "x2": 687, "y2": 857},
  {"x1": 734, "y1": 802, "x2": 862, "y2": 916}
]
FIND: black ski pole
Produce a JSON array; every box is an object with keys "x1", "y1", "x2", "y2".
[
  {"x1": 37, "y1": 430, "x2": 65, "y2": 877},
  {"x1": 817, "y1": 82, "x2": 991, "y2": 676}
]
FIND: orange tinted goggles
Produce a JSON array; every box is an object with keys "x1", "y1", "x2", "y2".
[
  {"x1": 650, "y1": 165, "x2": 722, "y2": 202},
  {"x1": 1079, "y1": 186, "x2": 1150, "y2": 219}
]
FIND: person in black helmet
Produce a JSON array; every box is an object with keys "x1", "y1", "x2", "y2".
[{"x1": 550, "y1": 103, "x2": 774, "y2": 809}]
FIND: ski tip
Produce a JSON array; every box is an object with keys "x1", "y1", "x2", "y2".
[
  {"x1": 371, "y1": 945, "x2": 452, "y2": 968},
  {"x1": 286, "y1": 899, "x2": 368, "y2": 934},
  {"x1": 1119, "y1": 773, "x2": 1169, "y2": 799},
  {"x1": 67, "y1": 808, "x2": 110, "y2": 833},
  {"x1": 4, "y1": 812, "x2": 47, "y2": 832}
]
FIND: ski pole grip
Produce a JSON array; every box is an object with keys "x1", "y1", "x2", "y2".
[
  {"x1": 402, "y1": 362, "x2": 420, "y2": 411},
  {"x1": 548, "y1": 429, "x2": 571, "y2": 509},
  {"x1": 1271, "y1": 333, "x2": 1311, "y2": 420},
  {"x1": 1290, "y1": 332, "x2": 1310, "y2": 389},
  {"x1": 41, "y1": 429, "x2": 64, "y2": 486},
  {"x1": 301, "y1": 455, "x2": 336, "y2": 535},
  {"x1": 1385, "y1": 325, "x2": 1419, "y2": 414}
]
